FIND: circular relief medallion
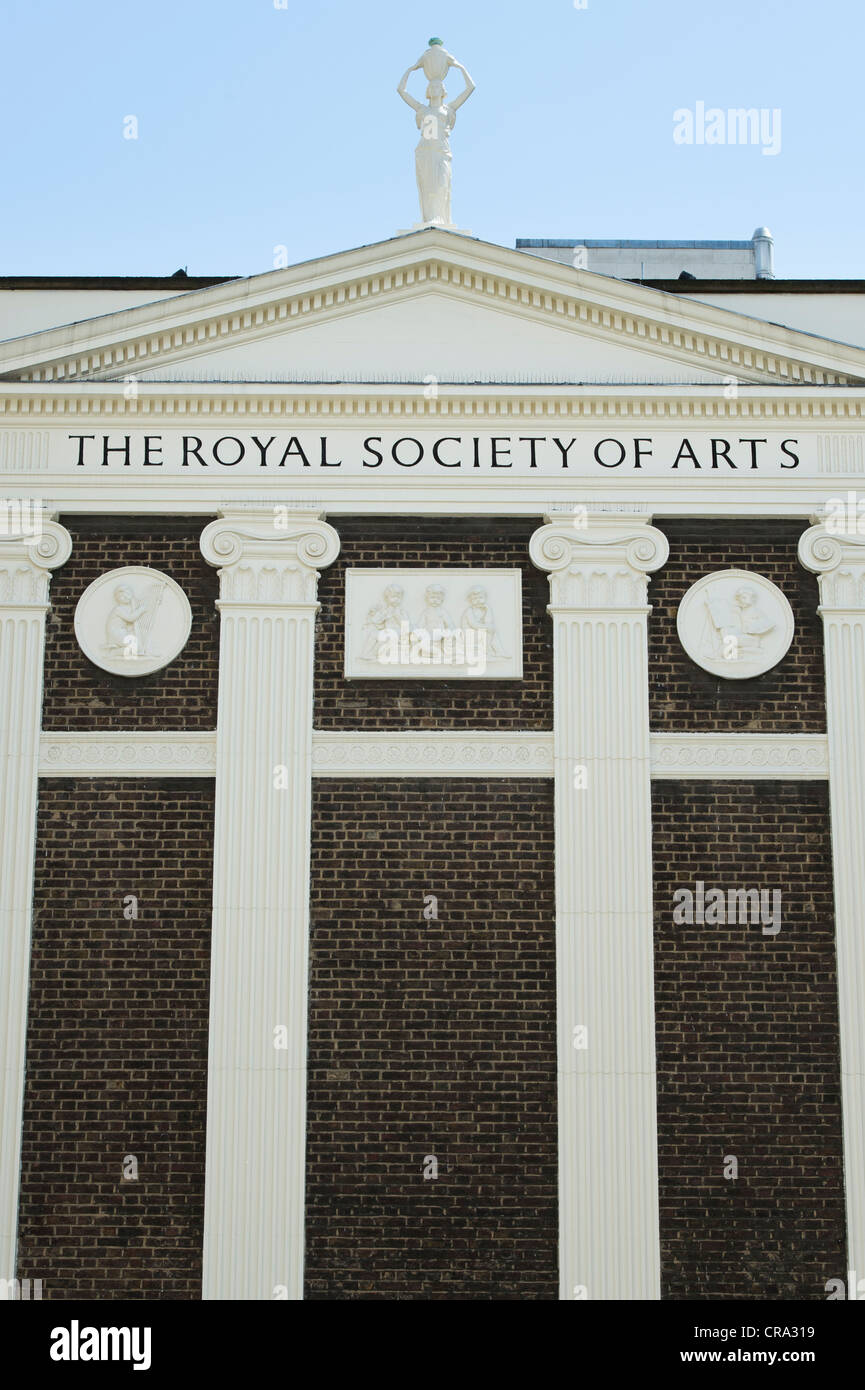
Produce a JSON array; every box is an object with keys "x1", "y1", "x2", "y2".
[
  {"x1": 74, "y1": 566, "x2": 192, "y2": 677},
  {"x1": 676, "y1": 569, "x2": 794, "y2": 680}
]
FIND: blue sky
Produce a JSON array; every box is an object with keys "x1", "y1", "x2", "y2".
[{"x1": 2, "y1": 0, "x2": 861, "y2": 278}]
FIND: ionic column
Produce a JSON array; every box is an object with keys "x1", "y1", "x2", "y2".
[
  {"x1": 799, "y1": 523, "x2": 865, "y2": 1289},
  {"x1": 530, "y1": 514, "x2": 668, "y2": 1301},
  {"x1": 200, "y1": 507, "x2": 340, "y2": 1301},
  {"x1": 0, "y1": 520, "x2": 72, "y2": 1285}
]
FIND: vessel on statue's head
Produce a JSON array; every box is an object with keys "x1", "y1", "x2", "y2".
[
  {"x1": 418, "y1": 38, "x2": 453, "y2": 83},
  {"x1": 397, "y1": 39, "x2": 475, "y2": 234}
]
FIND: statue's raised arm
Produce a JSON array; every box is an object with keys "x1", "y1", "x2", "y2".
[
  {"x1": 446, "y1": 61, "x2": 475, "y2": 115},
  {"x1": 397, "y1": 65, "x2": 424, "y2": 114}
]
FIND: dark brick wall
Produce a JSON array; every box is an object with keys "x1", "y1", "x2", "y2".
[
  {"x1": 649, "y1": 520, "x2": 824, "y2": 731},
  {"x1": 652, "y1": 779, "x2": 845, "y2": 1299},
  {"x1": 17, "y1": 779, "x2": 214, "y2": 1300},
  {"x1": 43, "y1": 517, "x2": 219, "y2": 731},
  {"x1": 314, "y1": 518, "x2": 553, "y2": 730},
  {"x1": 305, "y1": 778, "x2": 558, "y2": 1299}
]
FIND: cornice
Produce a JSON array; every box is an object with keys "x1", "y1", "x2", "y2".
[{"x1": 2, "y1": 231, "x2": 863, "y2": 388}]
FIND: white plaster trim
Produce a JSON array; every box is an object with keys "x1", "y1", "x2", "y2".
[
  {"x1": 6, "y1": 482, "x2": 865, "y2": 523},
  {"x1": 199, "y1": 510, "x2": 340, "y2": 1301},
  {"x1": 0, "y1": 522, "x2": 72, "y2": 1286},
  {"x1": 650, "y1": 732, "x2": 829, "y2": 779},
  {"x1": 4, "y1": 382, "x2": 865, "y2": 422},
  {"x1": 312, "y1": 730, "x2": 554, "y2": 776},
  {"x1": 799, "y1": 523, "x2": 865, "y2": 1291},
  {"x1": 2, "y1": 230, "x2": 862, "y2": 385},
  {"x1": 531, "y1": 516, "x2": 668, "y2": 1301},
  {"x1": 33, "y1": 730, "x2": 830, "y2": 780},
  {"x1": 38, "y1": 731, "x2": 216, "y2": 777}
]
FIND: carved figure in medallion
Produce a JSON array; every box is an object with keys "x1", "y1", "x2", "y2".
[
  {"x1": 703, "y1": 581, "x2": 776, "y2": 663},
  {"x1": 105, "y1": 580, "x2": 167, "y2": 660}
]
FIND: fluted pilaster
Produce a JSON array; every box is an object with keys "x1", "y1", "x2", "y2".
[
  {"x1": 0, "y1": 521, "x2": 72, "y2": 1286},
  {"x1": 530, "y1": 515, "x2": 668, "y2": 1301},
  {"x1": 799, "y1": 523, "x2": 865, "y2": 1287},
  {"x1": 199, "y1": 508, "x2": 340, "y2": 1300}
]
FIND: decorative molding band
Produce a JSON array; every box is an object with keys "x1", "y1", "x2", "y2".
[
  {"x1": 39, "y1": 732, "x2": 217, "y2": 777},
  {"x1": 650, "y1": 733, "x2": 829, "y2": 779},
  {"x1": 4, "y1": 391, "x2": 865, "y2": 424},
  {"x1": 312, "y1": 731, "x2": 555, "y2": 776},
  {"x1": 34, "y1": 731, "x2": 831, "y2": 780},
  {"x1": 8, "y1": 256, "x2": 858, "y2": 389}
]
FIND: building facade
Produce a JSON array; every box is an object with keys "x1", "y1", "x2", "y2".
[{"x1": 1, "y1": 229, "x2": 864, "y2": 1300}]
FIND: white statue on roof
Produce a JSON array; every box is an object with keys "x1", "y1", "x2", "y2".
[{"x1": 397, "y1": 39, "x2": 475, "y2": 231}]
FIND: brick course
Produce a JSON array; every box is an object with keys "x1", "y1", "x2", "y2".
[
  {"x1": 305, "y1": 778, "x2": 558, "y2": 1299},
  {"x1": 17, "y1": 779, "x2": 214, "y2": 1300},
  {"x1": 652, "y1": 779, "x2": 844, "y2": 1299},
  {"x1": 314, "y1": 518, "x2": 553, "y2": 730},
  {"x1": 649, "y1": 520, "x2": 824, "y2": 731},
  {"x1": 42, "y1": 517, "x2": 219, "y2": 731}
]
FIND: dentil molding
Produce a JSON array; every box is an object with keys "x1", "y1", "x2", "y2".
[
  {"x1": 7, "y1": 237, "x2": 859, "y2": 388},
  {"x1": 4, "y1": 391, "x2": 865, "y2": 424}
]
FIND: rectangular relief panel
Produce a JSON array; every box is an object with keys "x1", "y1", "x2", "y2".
[{"x1": 344, "y1": 568, "x2": 523, "y2": 680}]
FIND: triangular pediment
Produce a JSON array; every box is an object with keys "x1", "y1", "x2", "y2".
[{"x1": 1, "y1": 229, "x2": 863, "y2": 388}]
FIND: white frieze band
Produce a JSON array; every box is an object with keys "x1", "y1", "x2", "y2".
[
  {"x1": 35, "y1": 730, "x2": 829, "y2": 780},
  {"x1": 38, "y1": 732, "x2": 217, "y2": 777}
]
